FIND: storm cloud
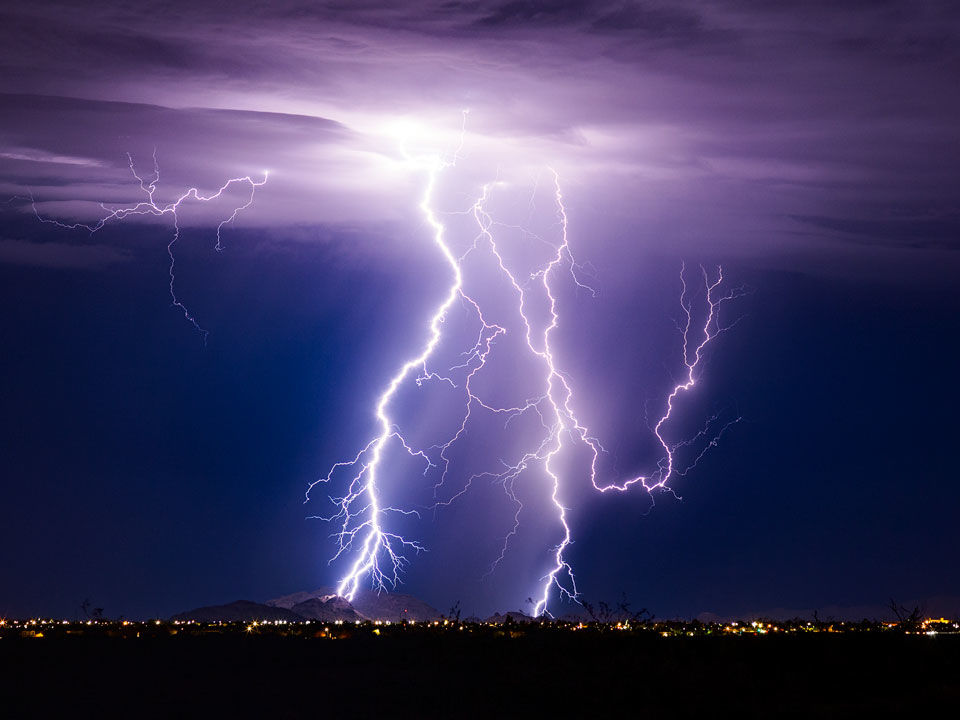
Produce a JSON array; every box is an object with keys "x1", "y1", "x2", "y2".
[{"x1": 0, "y1": 1, "x2": 957, "y2": 268}]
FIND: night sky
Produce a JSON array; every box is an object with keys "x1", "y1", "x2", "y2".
[{"x1": 1, "y1": 1, "x2": 958, "y2": 621}]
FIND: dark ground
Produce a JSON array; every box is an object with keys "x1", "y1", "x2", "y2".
[{"x1": 3, "y1": 628, "x2": 958, "y2": 718}]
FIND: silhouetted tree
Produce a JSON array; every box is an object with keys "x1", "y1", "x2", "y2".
[
  {"x1": 888, "y1": 598, "x2": 922, "y2": 632},
  {"x1": 616, "y1": 592, "x2": 654, "y2": 624}
]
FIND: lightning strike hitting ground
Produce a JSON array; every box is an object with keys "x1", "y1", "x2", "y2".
[
  {"x1": 305, "y1": 129, "x2": 472, "y2": 601},
  {"x1": 22, "y1": 150, "x2": 267, "y2": 340},
  {"x1": 20, "y1": 126, "x2": 741, "y2": 616},
  {"x1": 310, "y1": 124, "x2": 745, "y2": 616},
  {"x1": 14, "y1": 121, "x2": 744, "y2": 617}
]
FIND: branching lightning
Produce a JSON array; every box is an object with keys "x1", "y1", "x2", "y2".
[
  {"x1": 587, "y1": 264, "x2": 746, "y2": 496},
  {"x1": 310, "y1": 119, "x2": 746, "y2": 616},
  {"x1": 10, "y1": 117, "x2": 743, "y2": 617},
  {"x1": 22, "y1": 150, "x2": 267, "y2": 340},
  {"x1": 305, "y1": 121, "x2": 473, "y2": 600}
]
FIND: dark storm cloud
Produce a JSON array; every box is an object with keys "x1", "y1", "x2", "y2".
[
  {"x1": 470, "y1": 0, "x2": 593, "y2": 27},
  {"x1": 590, "y1": 3, "x2": 712, "y2": 38},
  {"x1": 0, "y1": 238, "x2": 132, "y2": 269},
  {"x1": 790, "y1": 214, "x2": 960, "y2": 251},
  {"x1": 462, "y1": 0, "x2": 721, "y2": 49},
  {"x1": 0, "y1": 9, "x2": 204, "y2": 70}
]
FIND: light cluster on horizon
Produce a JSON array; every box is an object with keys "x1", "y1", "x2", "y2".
[{"x1": 7, "y1": 617, "x2": 956, "y2": 638}]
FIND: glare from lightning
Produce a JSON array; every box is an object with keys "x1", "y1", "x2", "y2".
[
  {"x1": 305, "y1": 114, "x2": 473, "y2": 600},
  {"x1": 309, "y1": 116, "x2": 745, "y2": 616},
  {"x1": 22, "y1": 149, "x2": 268, "y2": 340}
]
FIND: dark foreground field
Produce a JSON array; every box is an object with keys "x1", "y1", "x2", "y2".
[{"x1": 3, "y1": 626, "x2": 958, "y2": 718}]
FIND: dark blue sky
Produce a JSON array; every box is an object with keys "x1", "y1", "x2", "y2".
[
  {"x1": 1, "y1": 1, "x2": 958, "y2": 619},
  {"x1": 1, "y1": 217, "x2": 956, "y2": 619}
]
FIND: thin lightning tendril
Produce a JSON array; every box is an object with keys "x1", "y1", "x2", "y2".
[
  {"x1": 22, "y1": 149, "x2": 268, "y2": 340},
  {"x1": 588, "y1": 264, "x2": 747, "y2": 496}
]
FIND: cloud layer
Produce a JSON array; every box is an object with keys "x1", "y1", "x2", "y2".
[{"x1": 0, "y1": 1, "x2": 957, "y2": 266}]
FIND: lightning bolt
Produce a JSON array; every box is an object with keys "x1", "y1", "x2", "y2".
[
  {"x1": 13, "y1": 118, "x2": 743, "y2": 619},
  {"x1": 456, "y1": 170, "x2": 590, "y2": 618},
  {"x1": 21, "y1": 149, "x2": 267, "y2": 340},
  {"x1": 588, "y1": 263, "x2": 746, "y2": 496},
  {"x1": 305, "y1": 117, "x2": 474, "y2": 600},
  {"x1": 310, "y1": 116, "x2": 745, "y2": 617}
]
